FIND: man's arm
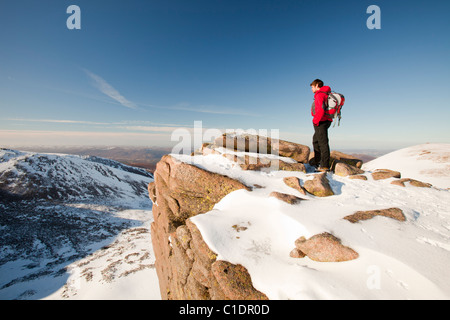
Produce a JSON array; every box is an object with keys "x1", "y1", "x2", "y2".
[{"x1": 313, "y1": 93, "x2": 326, "y2": 126}]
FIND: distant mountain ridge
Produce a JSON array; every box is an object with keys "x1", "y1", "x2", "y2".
[
  {"x1": 0, "y1": 148, "x2": 153, "y2": 202},
  {"x1": 2, "y1": 146, "x2": 172, "y2": 172}
]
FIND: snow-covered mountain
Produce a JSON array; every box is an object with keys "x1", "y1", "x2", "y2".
[
  {"x1": 0, "y1": 148, "x2": 153, "y2": 204},
  {"x1": 0, "y1": 149, "x2": 157, "y2": 300},
  {"x1": 362, "y1": 143, "x2": 450, "y2": 189}
]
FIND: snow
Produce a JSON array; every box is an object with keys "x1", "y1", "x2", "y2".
[
  {"x1": 173, "y1": 144, "x2": 450, "y2": 300},
  {"x1": 44, "y1": 218, "x2": 161, "y2": 300},
  {"x1": 363, "y1": 143, "x2": 450, "y2": 189},
  {"x1": 2, "y1": 144, "x2": 450, "y2": 300}
]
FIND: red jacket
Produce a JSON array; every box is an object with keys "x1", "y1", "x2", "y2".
[{"x1": 311, "y1": 86, "x2": 332, "y2": 126}]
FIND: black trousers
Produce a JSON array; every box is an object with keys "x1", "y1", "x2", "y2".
[{"x1": 312, "y1": 121, "x2": 331, "y2": 168}]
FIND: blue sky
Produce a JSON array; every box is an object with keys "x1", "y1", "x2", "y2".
[{"x1": 0, "y1": 0, "x2": 449, "y2": 150}]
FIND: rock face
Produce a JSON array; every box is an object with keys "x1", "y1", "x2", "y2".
[
  {"x1": 149, "y1": 154, "x2": 267, "y2": 300},
  {"x1": 151, "y1": 155, "x2": 250, "y2": 224}
]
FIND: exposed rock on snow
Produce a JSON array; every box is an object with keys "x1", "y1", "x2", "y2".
[
  {"x1": 293, "y1": 232, "x2": 359, "y2": 262},
  {"x1": 371, "y1": 169, "x2": 401, "y2": 180},
  {"x1": 283, "y1": 176, "x2": 307, "y2": 195},
  {"x1": 334, "y1": 162, "x2": 364, "y2": 177},
  {"x1": 303, "y1": 172, "x2": 334, "y2": 197},
  {"x1": 343, "y1": 207, "x2": 406, "y2": 223},
  {"x1": 391, "y1": 178, "x2": 432, "y2": 188},
  {"x1": 269, "y1": 191, "x2": 305, "y2": 205},
  {"x1": 330, "y1": 150, "x2": 364, "y2": 169}
]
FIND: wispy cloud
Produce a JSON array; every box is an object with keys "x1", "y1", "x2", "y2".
[
  {"x1": 141, "y1": 102, "x2": 261, "y2": 117},
  {"x1": 5, "y1": 118, "x2": 193, "y2": 130},
  {"x1": 83, "y1": 69, "x2": 137, "y2": 110},
  {"x1": 7, "y1": 118, "x2": 110, "y2": 125}
]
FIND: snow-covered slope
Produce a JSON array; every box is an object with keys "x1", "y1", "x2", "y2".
[
  {"x1": 362, "y1": 143, "x2": 450, "y2": 189},
  {"x1": 0, "y1": 149, "x2": 157, "y2": 300},
  {"x1": 0, "y1": 148, "x2": 153, "y2": 205},
  {"x1": 173, "y1": 148, "x2": 450, "y2": 300}
]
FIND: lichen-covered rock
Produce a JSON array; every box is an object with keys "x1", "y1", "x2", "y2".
[
  {"x1": 277, "y1": 161, "x2": 306, "y2": 173},
  {"x1": 148, "y1": 181, "x2": 157, "y2": 204},
  {"x1": 150, "y1": 155, "x2": 265, "y2": 300},
  {"x1": 334, "y1": 162, "x2": 364, "y2": 177},
  {"x1": 289, "y1": 248, "x2": 306, "y2": 258},
  {"x1": 269, "y1": 191, "x2": 304, "y2": 205},
  {"x1": 343, "y1": 207, "x2": 406, "y2": 223},
  {"x1": 330, "y1": 151, "x2": 363, "y2": 169},
  {"x1": 294, "y1": 233, "x2": 359, "y2": 262},
  {"x1": 214, "y1": 133, "x2": 310, "y2": 163},
  {"x1": 211, "y1": 260, "x2": 268, "y2": 300},
  {"x1": 309, "y1": 150, "x2": 363, "y2": 169},
  {"x1": 283, "y1": 176, "x2": 307, "y2": 195},
  {"x1": 391, "y1": 178, "x2": 432, "y2": 188},
  {"x1": 303, "y1": 172, "x2": 334, "y2": 197},
  {"x1": 154, "y1": 155, "x2": 251, "y2": 224},
  {"x1": 348, "y1": 174, "x2": 368, "y2": 180},
  {"x1": 371, "y1": 169, "x2": 401, "y2": 180}
]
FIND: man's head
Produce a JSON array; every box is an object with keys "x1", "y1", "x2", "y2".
[{"x1": 310, "y1": 79, "x2": 324, "y2": 93}]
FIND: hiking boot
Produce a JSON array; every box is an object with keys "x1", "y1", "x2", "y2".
[
  {"x1": 308, "y1": 159, "x2": 319, "y2": 169},
  {"x1": 316, "y1": 166, "x2": 330, "y2": 172}
]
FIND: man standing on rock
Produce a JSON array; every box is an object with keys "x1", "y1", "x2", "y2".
[{"x1": 310, "y1": 79, "x2": 332, "y2": 172}]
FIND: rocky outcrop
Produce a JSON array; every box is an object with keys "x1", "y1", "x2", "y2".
[
  {"x1": 149, "y1": 154, "x2": 267, "y2": 300},
  {"x1": 214, "y1": 133, "x2": 310, "y2": 163}
]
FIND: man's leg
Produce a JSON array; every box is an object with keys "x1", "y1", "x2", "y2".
[
  {"x1": 317, "y1": 121, "x2": 331, "y2": 168},
  {"x1": 311, "y1": 126, "x2": 321, "y2": 167}
]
